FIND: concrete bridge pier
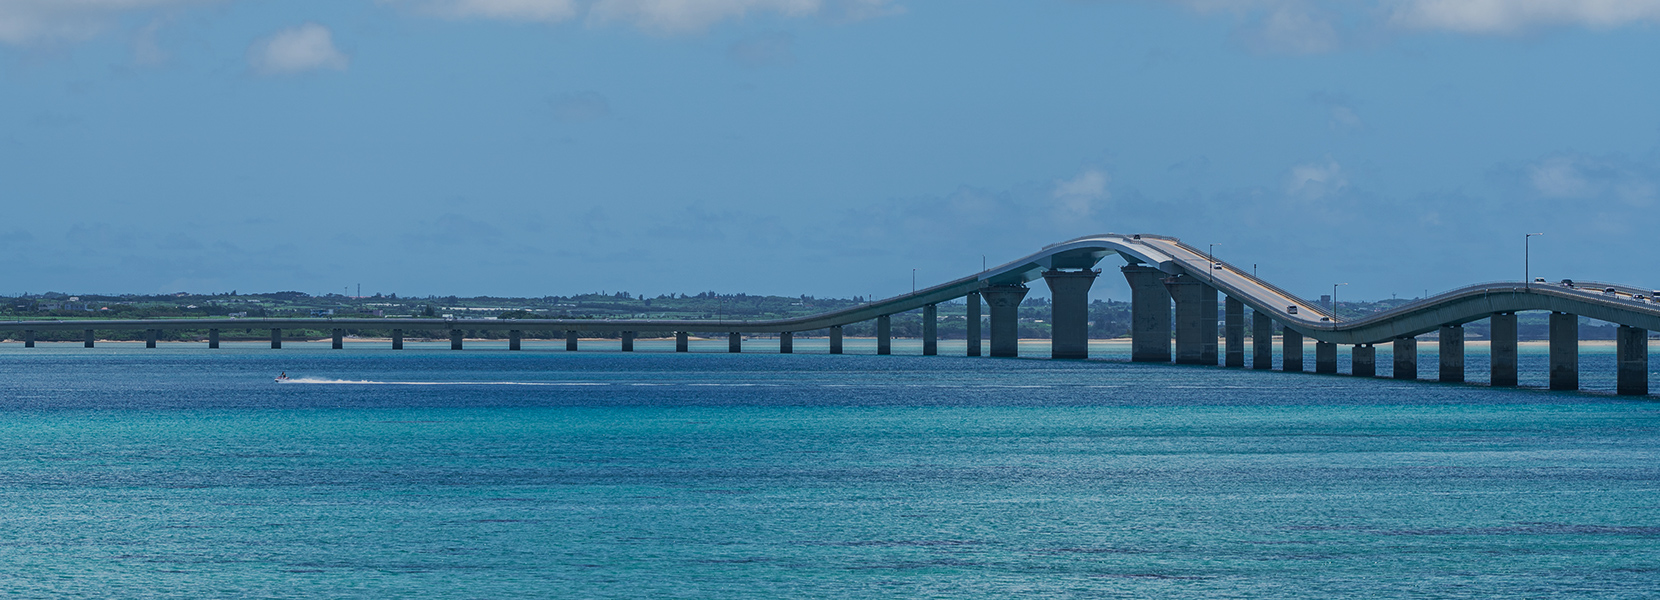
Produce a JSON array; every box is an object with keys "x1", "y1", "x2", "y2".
[
  {"x1": 1439, "y1": 325, "x2": 1464, "y2": 383},
  {"x1": 877, "y1": 315, "x2": 892, "y2": 355},
  {"x1": 780, "y1": 332, "x2": 793, "y2": 354},
  {"x1": 509, "y1": 330, "x2": 521, "y2": 351},
  {"x1": 1490, "y1": 312, "x2": 1517, "y2": 387},
  {"x1": 1617, "y1": 326, "x2": 1649, "y2": 396},
  {"x1": 1550, "y1": 312, "x2": 1578, "y2": 391},
  {"x1": 146, "y1": 329, "x2": 158, "y2": 349},
  {"x1": 1282, "y1": 328, "x2": 1303, "y2": 372},
  {"x1": 566, "y1": 331, "x2": 579, "y2": 352},
  {"x1": 392, "y1": 329, "x2": 403, "y2": 350},
  {"x1": 85, "y1": 330, "x2": 94, "y2": 348},
  {"x1": 1045, "y1": 269, "x2": 1098, "y2": 359},
  {"x1": 1252, "y1": 312, "x2": 1272, "y2": 370},
  {"x1": 451, "y1": 330, "x2": 463, "y2": 350},
  {"x1": 209, "y1": 329, "x2": 219, "y2": 349},
  {"x1": 1352, "y1": 344, "x2": 1376, "y2": 377},
  {"x1": 1225, "y1": 297, "x2": 1245, "y2": 367},
  {"x1": 982, "y1": 284, "x2": 1029, "y2": 358},
  {"x1": 729, "y1": 332, "x2": 742, "y2": 353},
  {"x1": 23, "y1": 330, "x2": 33, "y2": 348},
  {"x1": 1315, "y1": 341, "x2": 1337, "y2": 374},
  {"x1": 676, "y1": 332, "x2": 689, "y2": 353},
  {"x1": 1122, "y1": 266, "x2": 1171, "y2": 362},
  {"x1": 830, "y1": 326, "x2": 843, "y2": 354},
  {"x1": 333, "y1": 328, "x2": 344, "y2": 350},
  {"x1": 922, "y1": 305, "x2": 938, "y2": 356},
  {"x1": 1393, "y1": 337, "x2": 1416, "y2": 380},
  {"x1": 271, "y1": 329, "x2": 282, "y2": 350},
  {"x1": 621, "y1": 331, "x2": 635, "y2": 352},
  {"x1": 1166, "y1": 276, "x2": 1217, "y2": 365},
  {"x1": 966, "y1": 292, "x2": 982, "y2": 357}
]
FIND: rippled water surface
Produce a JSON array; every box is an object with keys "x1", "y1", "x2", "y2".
[{"x1": 2, "y1": 340, "x2": 1657, "y2": 598}]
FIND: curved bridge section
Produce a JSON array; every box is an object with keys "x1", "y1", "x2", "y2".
[{"x1": 2, "y1": 234, "x2": 1653, "y2": 395}]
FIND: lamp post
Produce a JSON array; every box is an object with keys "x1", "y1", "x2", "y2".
[
  {"x1": 912, "y1": 268, "x2": 916, "y2": 294},
  {"x1": 1332, "y1": 283, "x2": 1348, "y2": 323},
  {"x1": 1525, "y1": 233, "x2": 1544, "y2": 289},
  {"x1": 1208, "y1": 243, "x2": 1221, "y2": 284}
]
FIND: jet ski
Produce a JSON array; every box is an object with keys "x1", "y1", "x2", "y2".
[{"x1": 275, "y1": 373, "x2": 290, "y2": 382}]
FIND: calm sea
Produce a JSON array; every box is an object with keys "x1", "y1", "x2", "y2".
[{"x1": 2, "y1": 339, "x2": 1657, "y2": 598}]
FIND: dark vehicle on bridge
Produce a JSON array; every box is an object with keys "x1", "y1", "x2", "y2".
[
  {"x1": 1561, "y1": 279, "x2": 1574, "y2": 288},
  {"x1": 1287, "y1": 305, "x2": 1298, "y2": 314}
]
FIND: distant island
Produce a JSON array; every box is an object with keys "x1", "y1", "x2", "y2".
[{"x1": 2, "y1": 290, "x2": 1620, "y2": 343}]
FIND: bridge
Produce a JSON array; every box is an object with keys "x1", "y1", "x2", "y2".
[{"x1": 3, "y1": 234, "x2": 1654, "y2": 395}]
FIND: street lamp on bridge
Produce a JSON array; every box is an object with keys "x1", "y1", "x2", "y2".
[
  {"x1": 1332, "y1": 283, "x2": 1348, "y2": 323},
  {"x1": 1525, "y1": 233, "x2": 1544, "y2": 289},
  {"x1": 1208, "y1": 243, "x2": 1221, "y2": 284}
]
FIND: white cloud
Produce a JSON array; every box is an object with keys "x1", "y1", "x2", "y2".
[
  {"x1": 0, "y1": 0, "x2": 214, "y2": 46},
  {"x1": 248, "y1": 23, "x2": 349, "y2": 75},
  {"x1": 1388, "y1": 0, "x2": 1660, "y2": 34},
  {"x1": 1142, "y1": 0, "x2": 1660, "y2": 55},
  {"x1": 379, "y1": 0, "x2": 580, "y2": 22},
  {"x1": 1526, "y1": 154, "x2": 1657, "y2": 206},
  {"x1": 386, "y1": 0, "x2": 899, "y2": 31},
  {"x1": 132, "y1": 18, "x2": 168, "y2": 65},
  {"x1": 1052, "y1": 168, "x2": 1110, "y2": 221},
  {"x1": 590, "y1": 0, "x2": 816, "y2": 31},
  {"x1": 1309, "y1": 92, "x2": 1365, "y2": 132},
  {"x1": 1285, "y1": 158, "x2": 1346, "y2": 200}
]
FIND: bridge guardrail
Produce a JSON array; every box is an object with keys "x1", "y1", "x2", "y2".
[{"x1": 1158, "y1": 237, "x2": 1335, "y2": 320}]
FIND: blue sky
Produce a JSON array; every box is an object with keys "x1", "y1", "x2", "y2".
[{"x1": 2, "y1": 0, "x2": 1657, "y2": 302}]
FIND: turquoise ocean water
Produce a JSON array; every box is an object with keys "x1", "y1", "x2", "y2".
[{"x1": 1, "y1": 339, "x2": 1657, "y2": 598}]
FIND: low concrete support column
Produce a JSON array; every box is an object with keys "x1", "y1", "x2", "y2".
[
  {"x1": 982, "y1": 284, "x2": 1030, "y2": 358},
  {"x1": 1315, "y1": 341, "x2": 1337, "y2": 374},
  {"x1": 621, "y1": 331, "x2": 635, "y2": 352},
  {"x1": 1490, "y1": 312, "x2": 1517, "y2": 387},
  {"x1": 1224, "y1": 297, "x2": 1245, "y2": 368},
  {"x1": 676, "y1": 332, "x2": 689, "y2": 353},
  {"x1": 85, "y1": 329, "x2": 95, "y2": 348},
  {"x1": 922, "y1": 304, "x2": 938, "y2": 356},
  {"x1": 392, "y1": 329, "x2": 403, "y2": 350},
  {"x1": 729, "y1": 332, "x2": 742, "y2": 353},
  {"x1": 24, "y1": 330, "x2": 34, "y2": 348},
  {"x1": 1352, "y1": 344, "x2": 1376, "y2": 377},
  {"x1": 333, "y1": 328, "x2": 344, "y2": 350},
  {"x1": 1252, "y1": 311, "x2": 1272, "y2": 370},
  {"x1": 566, "y1": 331, "x2": 579, "y2": 352},
  {"x1": 450, "y1": 330, "x2": 464, "y2": 350},
  {"x1": 966, "y1": 292, "x2": 982, "y2": 357},
  {"x1": 146, "y1": 329, "x2": 158, "y2": 349},
  {"x1": 1439, "y1": 325, "x2": 1464, "y2": 383},
  {"x1": 271, "y1": 329, "x2": 282, "y2": 350},
  {"x1": 1165, "y1": 276, "x2": 1217, "y2": 365},
  {"x1": 509, "y1": 330, "x2": 521, "y2": 351},
  {"x1": 209, "y1": 329, "x2": 220, "y2": 349},
  {"x1": 1393, "y1": 337, "x2": 1417, "y2": 380},
  {"x1": 1123, "y1": 266, "x2": 1171, "y2": 363},
  {"x1": 780, "y1": 332, "x2": 793, "y2": 354},
  {"x1": 877, "y1": 315, "x2": 892, "y2": 355},
  {"x1": 830, "y1": 326, "x2": 844, "y2": 354},
  {"x1": 1617, "y1": 326, "x2": 1649, "y2": 396},
  {"x1": 1282, "y1": 328, "x2": 1303, "y2": 372},
  {"x1": 1550, "y1": 312, "x2": 1578, "y2": 391},
  {"x1": 1045, "y1": 269, "x2": 1099, "y2": 360}
]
